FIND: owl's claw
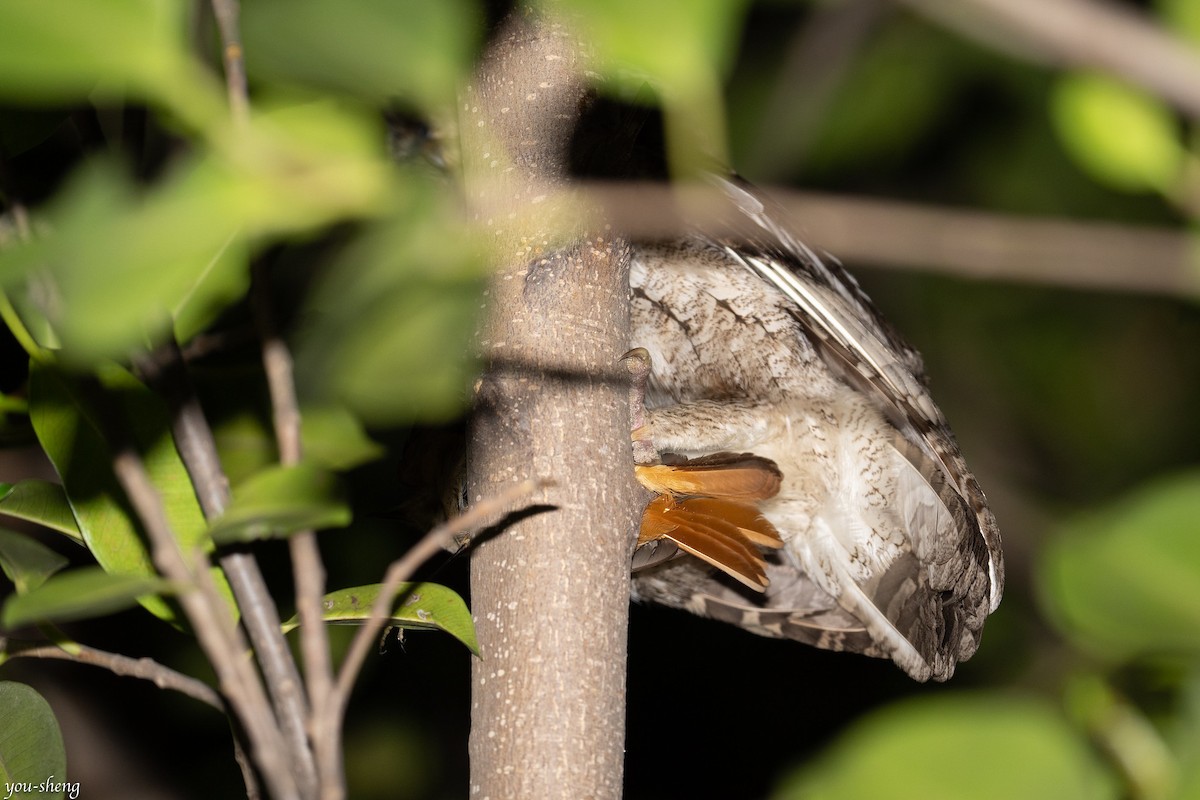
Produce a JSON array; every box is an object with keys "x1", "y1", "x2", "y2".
[{"x1": 620, "y1": 347, "x2": 658, "y2": 465}]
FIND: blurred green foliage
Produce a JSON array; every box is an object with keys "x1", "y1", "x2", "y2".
[{"x1": 0, "y1": 1, "x2": 1198, "y2": 799}]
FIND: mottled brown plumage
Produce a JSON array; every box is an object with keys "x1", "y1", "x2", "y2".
[{"x1": 628, "y1": 176, "x2": 1003, "y2": 682}]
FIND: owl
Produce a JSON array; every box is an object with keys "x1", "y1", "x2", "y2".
[{"x1": 626, "y1": 176, "x2": 1003, "y2": 682}]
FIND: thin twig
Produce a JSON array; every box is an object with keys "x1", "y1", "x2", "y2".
[
  {"x1": 138, "y1": 339, "x2": 318, "y2": 799},
  {"x1": 107, "y1": 438, "x2": 299, "y2": 800},
  {"x1": 202, "y1": 1, "x2": 324, "y2": 786},
  {"x1": 251, "y1": 260, "x2": 340, "y2": 800},
  {"x1": 210, "y1": 0, "x2": 250, "y2": 124},
  {"x1": 219, "y1": 552, "x2": 318, "y2": 799},
  {"x1": 2, "y1": 636, "x2": 261, "y2": 796},
  {"x1": 331, "y1": 478, "x2": 548, "y2": 706},
  {"x1": 2, "y1": 637, "x2": 224, "y2": 710}
]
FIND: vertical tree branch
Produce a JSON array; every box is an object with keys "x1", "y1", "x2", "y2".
[
  {"x1": 210, "y1": 0, "x2": 250, "y2": 124},
  {"x1": 137, "y1": 342, "x2": 319, "y2": 799},
  {"x1": 460, "y1": 10, "x2": 641, "y2": 799},
  {"x1": 251, "y1": 262, "x2": 340, "y2": 800}
]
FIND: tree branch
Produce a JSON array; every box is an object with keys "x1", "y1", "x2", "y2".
[
  {"x1": 460, "y1": 10, "x2": 641, "y2": 799},
  {"x1": 210, "y1": 0, "x2": 250, "y2": 124},
  {"x1": 138, "y1": 339, "x2": 318, "y2": 799},
  {"x1": 332, "y1": 478, "x2": 547, "y2": 703},
  {"x1": 105, "y1": 432, "x2": 299, "y2": 800},
  {"x1": 570, "y1": 182, "x2": 1196, "y2": 298},
  {"x1": 0, "y1": 634, "x2": 265, "y2": 796},
  {"x1": 2, "y1": 637, "x2": 224, "y2": 710},
  {"x1": 251, "y1": 260, "x2": 339, "y2": 800}
]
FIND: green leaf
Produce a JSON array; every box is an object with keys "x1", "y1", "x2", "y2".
[
  {"x1": 0, "y1": 682, "x2": 66, "y2": 797},
  {"x1": 1051, "y1": 72, "x2": 1183, "y2": 194},
  {"x1": 0, "y1": 104, "x2": 391, "y2": 364},
  {"x1": 241, "y1": 0, "x2": 481, "y2": 111},
  {"x1": 0, "y1": 0, "x2": 191, "y2": 103},
  {"x1": 0, "y1": 157, "x2": 246, "y2": 364},
  {"x1": 558, "y1": 0, "x2": 747, "y2": 93},
  {"x1": 1039, "y1": 470, "x2": 1200, "y2": 659},
  {"x1": 228, "y1": 96, "x2": 391, "y2": 233},
  {"x1": 209, "y1": 463, "x2": 351, "y2": 543},
  {"x1": 0, "y1": 529, "x2": 69, "y2": 594},
  {"x1": 295, "y1": 187, "x2": 486, "y2": 424},
  {"x1": 555, "y1": 0, "x2": 748, "y2": 171},
  {"x1": 773, "y1": 694, "x2": 1116, "y2": 800},
  {"x1": 2, "y1": 566, "x2": 170, "y2": 628},
  {"x1": 1158, "y1": 0, "x2": 1200, "y2": 48},
  {"x1": 798, "y1": 21, "x2": 976, "y2": 177},
  {"x1": 300, "y1": 406, "x2": 385, "y2": 471},
  {"x1": 27, "y1": 363, "x2": 225, "y2": 624},
  {"x1": 0, "y1": 480, "x2": 84, "y2": 546},
  {"x1": 282, "y1": 582, "x2": 478, "y2": 655}
]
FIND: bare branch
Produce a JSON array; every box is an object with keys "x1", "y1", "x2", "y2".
[
  {"x1": 332, "y1": 478, "x2": 548, "y2": 704},
  {"x1": 573, "y1": 182, "x2": 1196, "y2": 298},
  {"x1": 1, "y1": 634, "x2": 263, "y2": 796},
  {"x1": 767, "y1": 190, "x2": 1196, "y2": 297},
  {"x1": 138, "y1": 340, "x2": 318, "y2": 799},
  {"x1": 251, "y1": 261, "x2": 340, "y2": 800},
  {"x1": 210, "y1": 0, "x2": 250, "y2": 124},
  {"x1": 106, "y1": 435, "x2": 299, "y2": 800},
  {"x1": 2, "y1": 637, "x2": 224, "y2": 710}
]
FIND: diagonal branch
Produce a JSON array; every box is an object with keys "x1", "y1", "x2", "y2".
[{"x1": 104, "y1": 424, "x2": 299, "y2": 800}]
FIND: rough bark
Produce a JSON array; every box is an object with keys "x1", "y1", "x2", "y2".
[{"x1": 460, "y1": 11, "x2": 640, "y2": 800}]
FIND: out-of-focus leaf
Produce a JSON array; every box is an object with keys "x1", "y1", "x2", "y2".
[
  {"x1": 1039, "y1": 471, "x2": 1200, "y2": 658},
  {"x1": 209, "y1": 410, "x2": 275, "y2": 488},
  {"x1": 800, "y1": 20, "x2": 978, "y2": 177},
  {"x1": 171, "y1": 236, "x2": 250, "y2": 347},
  {"x1": 0, "y1": 157, "x2": 246, "y2": 363},
  {"x1": 229, "y1": 96, "x2": 391, "y2": 233},
  {"x1": 0, "y1": 529, "x2": 69, "y2": 594},
  {"x1": 1052, "y1": 73, "x2": 1182, "y2": 194},
  {"x1": 557, "y1": 0, "x2": 746, "y2": 93},
  {"x1": 0, "y1": 99, "x2": 388, "y2": 365},
  {"x1": 0, "y1": 682, "x2": 66, "y2": 793},
  {"x1": 282, "y1": 582, "x2": 478, "y2": 654},
  {"x1": 1158, "y1": 0, "x2": 1200, "y2": 47},
  {"x1": 295, "y1": 181, "x2": 485, "y2": 424},
  {"x1": 1176, "y1": 669, "x2": 1200, "y2": 799},
  {"x1": 556, "y1": 0, "x2": 748, "y2": 171},
  {"x1": 209, "y1": 463, "x2": 350, "y2": 543},
  {"x1": 0, "y1": 480, "x2": 84, "y2": 546},
  {"x1": 773, "y1": 694, "x2": 1116, "y2": 800},
  {"x1": 300, "y1": 406, "x2": 384, "y2": 471},
  {"x1": 241, "y1": 0, "x2": 480, "y2": 111},
  {"x1": 0, "y1": 0, "x2": 191, "y2": 102},
  {"x1": 27, "y1": 363, "x2": 225, "y2": 624},
  {"x1": 2, "y1": 566, "x2": 169, "y2": 628}
]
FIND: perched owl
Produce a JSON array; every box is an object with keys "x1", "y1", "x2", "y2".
[{"x1": 626, "y1": 176, "x2": 1003, "y2": 682}]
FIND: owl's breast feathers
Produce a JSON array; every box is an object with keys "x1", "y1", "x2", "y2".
[{"x1": 628, "y1": 177, "x2": 1003, "y2": 682}]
